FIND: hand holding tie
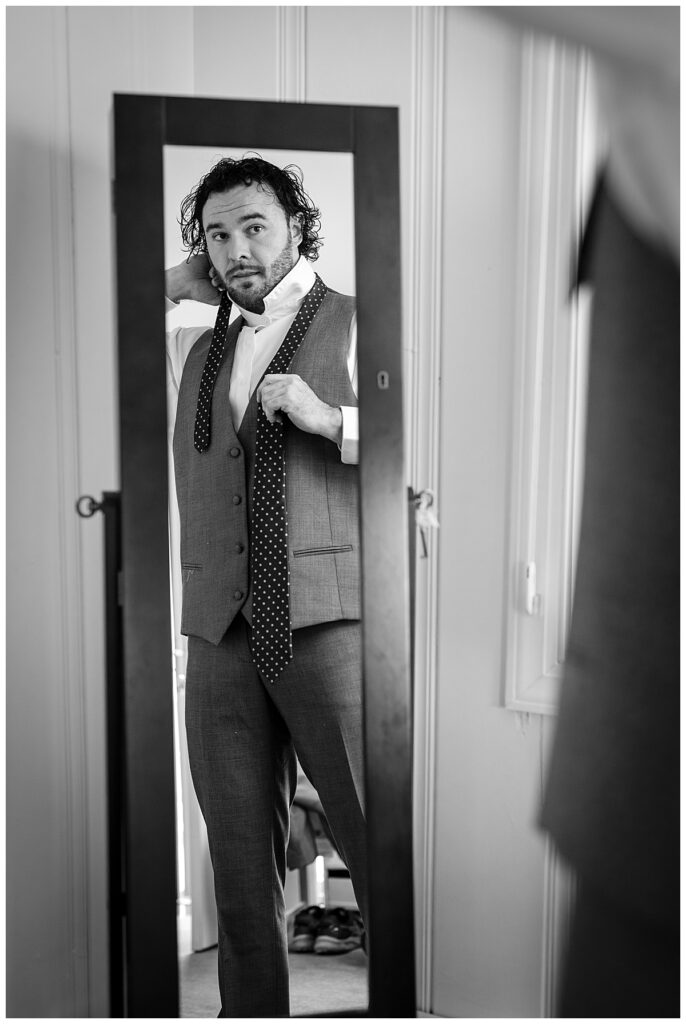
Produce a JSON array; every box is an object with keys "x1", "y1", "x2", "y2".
[{"x1": 257, "y1": 373, "x2": 343, "y2": 443}]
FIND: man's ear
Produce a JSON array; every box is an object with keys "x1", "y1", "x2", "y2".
[{"x1": 289, "y1": 214, "x2": 303, "y2": 248}]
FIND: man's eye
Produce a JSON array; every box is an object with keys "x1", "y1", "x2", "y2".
[
  {"x1": 209, "y1": 232, "x2": 227, "y2": 242},
  {"x1": 247, "y1": 224, "x2": 264, "y2": 234}
]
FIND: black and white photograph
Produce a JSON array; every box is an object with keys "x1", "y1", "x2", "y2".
[{"x1": 6, "y1": 5, "x2": 679, "y2": 1019}]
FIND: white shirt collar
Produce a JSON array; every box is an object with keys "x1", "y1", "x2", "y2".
[{"x1": 236, "y1": 257, "x2": 316, "y2": 329}]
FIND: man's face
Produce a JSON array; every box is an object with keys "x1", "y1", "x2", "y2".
[{"x1": 202, "y1": 181, "x2": 303, "y2": 313}]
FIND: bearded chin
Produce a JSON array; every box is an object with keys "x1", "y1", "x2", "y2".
[
  {"x1": 228, "y1": 244, "x2": 298, "y2": 312},
  {"x1": 226, "y1": 279, "x2": 263, "y2": 309}
]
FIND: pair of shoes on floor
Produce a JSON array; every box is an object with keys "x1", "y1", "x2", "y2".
[{"x1": 289, "y1": 905, "x2": 364, "y2": 955}]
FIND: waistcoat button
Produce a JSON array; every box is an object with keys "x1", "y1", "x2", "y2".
[
  {"x1": 235, "y1": 542, "x2": 245, "y2": 554},
  {"x1": 229, "y1": 447, "x2": 241, "y2": 458},
  {"x1": 233, "y1": 495, "x2": 242, "y2": 505},
  {"x1": 233, "y1": 590, "x2": 244, "y2": 601}
]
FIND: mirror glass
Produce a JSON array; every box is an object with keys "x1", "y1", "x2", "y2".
[{"x1": 163, "y1": 145, "x2": 367, "y2": 1016}]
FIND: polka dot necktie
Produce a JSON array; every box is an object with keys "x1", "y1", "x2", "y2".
[
  {"x1": 251, "y1": 274, "x2": 328, "y2": 683},
  {"x1": 194, "y1": 290, "x2": 234, "y2": 453}
]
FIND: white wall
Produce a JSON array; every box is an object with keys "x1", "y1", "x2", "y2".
[
  {"x1": 7, "y1": 7, "x2": 555, "y2": 1017},
  {"x1": 431, "y1": 10, "x2": 555, "y2": 1016}
]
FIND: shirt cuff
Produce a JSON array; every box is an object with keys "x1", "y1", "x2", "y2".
[{"x1": 339, "y1": 406, "x2": 359, "y2": 465}]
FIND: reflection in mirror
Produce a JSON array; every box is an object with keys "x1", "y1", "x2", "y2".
[{"x1": 163, "y1": 146, "x2": 368, "y2": 1016}]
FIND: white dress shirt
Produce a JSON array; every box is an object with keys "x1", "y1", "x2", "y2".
[{"x1": 166, "y1": 257, "x2": 359, "y2": 463}]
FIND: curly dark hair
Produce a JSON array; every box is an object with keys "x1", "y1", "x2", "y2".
[{"x1": 179, "y1": 154, "x2": 323, "y2": 261}]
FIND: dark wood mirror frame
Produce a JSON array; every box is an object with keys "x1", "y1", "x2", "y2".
[{"x1": 112, "y1": 93, "x2": 415, "y2": 1018}]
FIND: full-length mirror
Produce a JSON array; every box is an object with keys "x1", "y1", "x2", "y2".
[{"x1": 113, "y1": 95, "x2": 414, "y2": 1018}]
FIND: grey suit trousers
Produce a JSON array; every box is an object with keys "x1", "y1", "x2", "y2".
[{"x1": 185, "y1": 615, "x2": 367, "y2": 1018}]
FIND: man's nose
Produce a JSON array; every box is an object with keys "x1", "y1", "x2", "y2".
[{"x1": 226, "y1": 234, "x2": 251, "y2": 262}]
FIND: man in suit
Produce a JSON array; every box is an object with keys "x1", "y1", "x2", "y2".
[{"x1": 165, "y1": 156, "x2": 366, "y2": 1017}]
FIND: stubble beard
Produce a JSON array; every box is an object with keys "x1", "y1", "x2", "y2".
[{"x1": 226, "y1": 244, "x2": 297, "y2": 313}]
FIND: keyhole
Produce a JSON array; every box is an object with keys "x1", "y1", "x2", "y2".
[{"x1": 377, "y1": 370, "x2": 390, "y2": 390}]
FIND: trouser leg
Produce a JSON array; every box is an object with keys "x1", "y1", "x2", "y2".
[
  {"x1": 185, "y1": 619, "x2": 297, "y2": 1018},
  {"x1": 265, "y1": 620, "x2": 368, "y2": 927}
]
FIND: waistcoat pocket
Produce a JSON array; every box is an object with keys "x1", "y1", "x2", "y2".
[
  {"x1": 293, "y1": 544, "x2": 353, "y2": 558},
  {"x1": 182, "y1": 563, "x2": 202, "y2": 584}
]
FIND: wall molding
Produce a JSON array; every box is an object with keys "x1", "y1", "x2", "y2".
[
  {"x1": 49, "y1": 7, "x2": 91, "y2": 1014},
  {"x1": 407, "y1": 5, "x2": 445, "y2": 1013},
  {"x1": 504, "y1": 37, "x2": 596, "y2": 715},
  {"x1": 277, "y1": 6, "x2": 307, "y2": 102}
]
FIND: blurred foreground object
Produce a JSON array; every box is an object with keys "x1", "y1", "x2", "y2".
[{"x1": 490, "y1": 7, "x2": 679, "y2": 1016}]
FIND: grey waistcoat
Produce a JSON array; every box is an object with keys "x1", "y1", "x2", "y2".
[{"x1": 173, "y1": 289, "x2": 360, "y2": 644}]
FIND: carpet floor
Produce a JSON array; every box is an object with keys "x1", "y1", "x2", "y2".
[{"x1": 179, "y1": 946, "x2": 368, "y2": 1018}]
